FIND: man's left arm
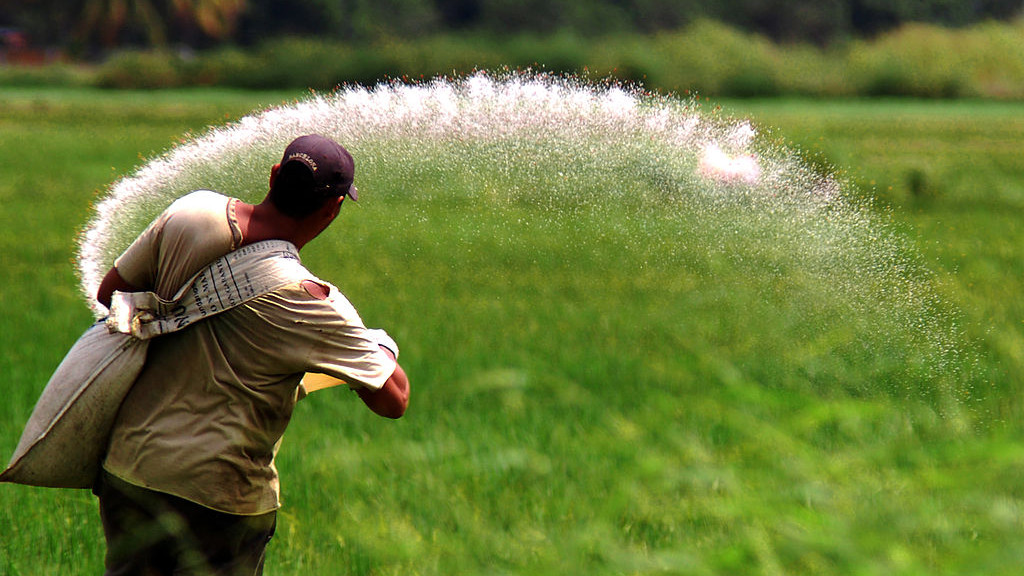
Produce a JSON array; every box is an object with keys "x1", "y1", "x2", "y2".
[
  {"x1": 354, "y1": 346, "x2": 409, "y2": 419},
  {"x1": 299, "y1": 329, "x2": 410, "y2": 417}
]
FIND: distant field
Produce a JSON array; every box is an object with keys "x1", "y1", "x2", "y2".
[{"x1": 1, "y1": 87, "x2": 1023, "y2": 575}]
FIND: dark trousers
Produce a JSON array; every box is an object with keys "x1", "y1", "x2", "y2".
[{"x1": 95, "y1": 471, "x2": 276, "y2": 576}]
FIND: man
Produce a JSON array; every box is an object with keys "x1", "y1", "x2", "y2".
[{"x1": 93, "y1": 134, "x2": 409, "y2": 575}]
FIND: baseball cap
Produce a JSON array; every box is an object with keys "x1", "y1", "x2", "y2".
[{"x1": 280, "y1": 134, "x2": 358, "y2": 201}]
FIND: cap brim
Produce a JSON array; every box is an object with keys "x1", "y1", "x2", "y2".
[{"x1": 347, "y1": 185, "x2": 358, "y2": 201}]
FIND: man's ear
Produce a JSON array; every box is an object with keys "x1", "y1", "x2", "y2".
[
  {"x1": 269, "y1": 163, "x2": 281, "y2": 189},
  {"x1": 325, "y1": 194, "x2": 345, "y2": 219}
]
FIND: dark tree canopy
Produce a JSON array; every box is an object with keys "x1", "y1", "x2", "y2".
[{"x1": 1, "y1": 0, "x2": 1021, "y2": 52}]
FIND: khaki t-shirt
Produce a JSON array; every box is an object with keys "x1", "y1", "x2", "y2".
[{"x1": 103, "y1": 191, "x2": 396, "y2": 515}]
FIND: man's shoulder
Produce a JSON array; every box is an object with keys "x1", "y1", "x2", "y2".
[
  {"x1": 246, "y1": 282, "x2": 364, "y2": 324},
  {"x1": 161, "y1": 190, "x2": 233, "y2": 234},
  {"x1": 167, "y1": 190, "x2": 230, "y2": 215}
]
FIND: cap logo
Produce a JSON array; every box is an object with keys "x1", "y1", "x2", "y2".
[{"x1": 287, "y1": 152, "x2": 317, "y2": 171}]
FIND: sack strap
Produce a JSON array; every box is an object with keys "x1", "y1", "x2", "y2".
[{"x1": 106, "y1": 240, "x2": 310, "y2": 340}]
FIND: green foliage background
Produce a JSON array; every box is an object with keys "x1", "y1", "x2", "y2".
[{"x1": 5, "y1": 19, "x2": 1024, "y2": 100}]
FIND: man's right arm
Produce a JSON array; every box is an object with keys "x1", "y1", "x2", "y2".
[{"x1": 96, "y1": 267, "x2": 141, "y2": 309}]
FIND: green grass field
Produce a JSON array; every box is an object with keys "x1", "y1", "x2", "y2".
[{"x1": 1, "y1": 87, "x2": 1023, "y2": 575}]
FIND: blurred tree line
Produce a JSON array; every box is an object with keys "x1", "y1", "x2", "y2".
[{"x1": 2, "y1": 0, "x2": 1021, "y2": 55}]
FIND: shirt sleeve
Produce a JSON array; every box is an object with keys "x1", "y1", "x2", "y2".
[
  {"x1": 114, "y1": 211, "x2": 165, "y2": 291},
  {"x1": 113, "y1": 191, "x2": 236, "y2": 299},
  {"x1": 304, "y1": 287, "x2": 397, "y2": 391}
]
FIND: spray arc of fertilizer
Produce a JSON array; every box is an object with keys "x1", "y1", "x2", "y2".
[
  {"x1": 76, "y1": 72, "x2": 797, "y2": 316},
  {"x1": 76, "y1": 72, "x2": 966, "y2": 400}
]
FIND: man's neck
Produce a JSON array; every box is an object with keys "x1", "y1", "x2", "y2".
[{"x1": 236, "y1": 200, "x2": 317, "y2": 250}]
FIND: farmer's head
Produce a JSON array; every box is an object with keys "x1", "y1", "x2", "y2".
[{"x1": 269, "y1": 134, "x2": 358, "y2": 219}]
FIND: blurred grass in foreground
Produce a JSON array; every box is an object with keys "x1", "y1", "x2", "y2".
[{"x1": 1, "y1": 88, "x2": 1023, "y2": 575}]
